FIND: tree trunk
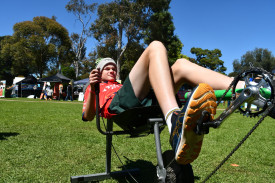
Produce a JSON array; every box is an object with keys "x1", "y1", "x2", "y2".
[
  {"x1": 74, "y1": 60, "x2": 79, "y2": 79},
  {"x1": 116, "y1": 21, "x2": 123, "y2": 80}
]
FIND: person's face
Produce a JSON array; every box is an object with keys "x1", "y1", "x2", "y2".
[{"x1": 101, "y1": 64, "x2": 117, "y2": 82}]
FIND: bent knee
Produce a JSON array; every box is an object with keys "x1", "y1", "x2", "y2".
[
  {"x1": 148, "y1": 40, "x2": 166, "y2": 52},
  {"x1": 149, "y1": 40, "x2": 164, "y2": 47},
  {"x1": 172, "y1": 58, "x2": 194, "y2": 80},
  {"x1": 175, "y1": 58, "x2": 192, "y2": 65},
  {"x1": 173, "y1": 58, "x2": 190, "y2": 71}
]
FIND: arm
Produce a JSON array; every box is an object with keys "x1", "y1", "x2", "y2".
[{"x1": 82, "y1": 69, "x2": 101, "y2": 121}]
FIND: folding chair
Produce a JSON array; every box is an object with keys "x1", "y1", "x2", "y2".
[{"x1": 71, "y1": 85, "x2": 193, "y2": 183}]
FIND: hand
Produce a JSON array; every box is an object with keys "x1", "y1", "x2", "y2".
[{"x1": 89, "y1": 69, "x2": 101, "y2": 88}]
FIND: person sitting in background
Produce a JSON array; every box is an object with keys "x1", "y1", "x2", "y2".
[{"x1": 46, "y1": 86, "x2": 53, "y2": 100}]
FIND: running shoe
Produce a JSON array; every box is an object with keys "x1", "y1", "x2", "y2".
[{"x1": 170, "y1": 83, "x2": 217, "y2": 165}]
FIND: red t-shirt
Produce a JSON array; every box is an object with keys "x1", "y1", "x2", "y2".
[{"x1": 82, "y1": 81, "x2": 122, "y2": 119}]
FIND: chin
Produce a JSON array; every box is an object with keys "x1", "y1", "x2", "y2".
[
  {"x1": 108, "y1": 77, "x2": 116, "y2": 81},
  {"x1": 104, "y1": 78, "x2": 114, "y2": 82}
]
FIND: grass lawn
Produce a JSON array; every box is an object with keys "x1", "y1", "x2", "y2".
[{"x1": 1, "y1": 98, "x2": 274, "y2": 183}]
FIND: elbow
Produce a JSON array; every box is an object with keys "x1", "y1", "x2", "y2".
[
  {"x1": 87, "y1": 115, "x2": 95, "y2": 121},
  {"x1": 82, "y1": 112, "x2": 95, "y2": 121}
]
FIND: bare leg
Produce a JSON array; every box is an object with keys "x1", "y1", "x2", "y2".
[
  {"x1": 172, "y1": 59, "x2": 243, "y2": 92},
  {"x1": 129, "y1": 41, "x2": 178, "y2": 115},
  {"x1": 129, "y1": 45, "x2": 243, "y2": 116}
]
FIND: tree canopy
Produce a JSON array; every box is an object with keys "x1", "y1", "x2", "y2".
[
  {"x1": 3, "y1": 1, "x2": 275, "y2": 84},
  {"x1": 0, "y1": 36, "x2": 13, "y2": 85},
  {"x1": 90, "y1": 0, "x2": 182, "y2": 80},
  {"x1": 190, "y1": 47, "x2": 226, "y2": 74},
  {"x1": 0, "y1": 16, "x2": 73, "y2": 78},
  {"x1": 144, "y1": 0, "x2": 183, "y2": 65},
  {"x1": 230, "y1": 48, "x2": 275, "y2": 77},
  {"x1": 90, "y1": 0, "x2": 151, "y2": 79}
]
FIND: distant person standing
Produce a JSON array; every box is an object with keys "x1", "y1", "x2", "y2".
[
  {"x1": 40, "y1": 82, "x2": 47, "y2": 99},
  {"x1": 58, "y1": 83, "x2": 63, "y2": 100},
  {"x1": 65, "y1": 83, "x2": 73, "y2": 101},
  {"x1": 33, "y1": 84, "x2": 38, "y2": 99}
]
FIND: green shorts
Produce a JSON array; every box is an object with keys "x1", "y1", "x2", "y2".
[{"x1": 108, "y1": 76, "x2": 156, "y2": 114}]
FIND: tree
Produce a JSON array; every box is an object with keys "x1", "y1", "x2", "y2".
[
  {"x1": 190, "y1": 47, "x2": 226, "y2": 74},
  {"x1": 66, "y1": 0, "x2": 97, "y2": 78},
  {"x1": 78, "y1": 56, "x2": 93, "y2": 79},
  {"x1": 144, "y1": 0, "x2": 183, "y2": 65},
  {"x1": 119, "y1": 41, "x2": 145, "y2": 80},
  {"x1": 0, "y1": 36, "x2": 13, "y2": 85},
  {"x1": 1, "y1": 16, "x2": 72, "y2": 78},
  {"x1": 91, "y1": 0, "x2": 150, "y2": 79},
  {"x1": 230, "y1": 48, "x2": 275, "y2": 76}
]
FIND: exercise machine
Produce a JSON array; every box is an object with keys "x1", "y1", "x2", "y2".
[{"x1": 71, "y1": 67, "x2": 274, "y2": 183}]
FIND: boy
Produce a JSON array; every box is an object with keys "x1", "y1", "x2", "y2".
[{"x1": 82, "y1": 41, "x2": 270, "y2": 165}]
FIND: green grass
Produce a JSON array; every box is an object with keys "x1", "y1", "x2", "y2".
[{"x1": 1, "y1": 98, "x2": 274, "y2": 183}]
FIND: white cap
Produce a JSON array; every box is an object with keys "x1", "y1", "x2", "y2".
[{"x1": 96, "y1": 58, "x2": 117, "y2": 72}]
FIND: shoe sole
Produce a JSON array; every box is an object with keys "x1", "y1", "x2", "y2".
[{"x1": 176, "y1": 83, "x2": 217, "y2": 164}]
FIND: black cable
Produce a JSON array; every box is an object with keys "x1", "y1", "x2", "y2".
[{"x1": 201, "y1": 111, "x2": 269, "y2": 183}]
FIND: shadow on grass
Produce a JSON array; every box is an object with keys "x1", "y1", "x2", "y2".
[
  {"x1": 110, "y1": 151, "x2": 200, "y2": 183},
  {"x1": 113, "y1": 157, "x2": 157, "y2": 183},
  {"x1": 0, "y1": 132, "x2": 19, "y2": 140},
  {"x1": 88, "y1": 150, "x2": 199, "y2": 183},
  {"x1": 88, "y1": 159, "x2": 156, "y2": 183},
  {"x1": 194, "y1": 175, "x2": 201, "y2": 181},
  {"x1": 86, "y1": 157, "x2": 156, "y2": 183}
]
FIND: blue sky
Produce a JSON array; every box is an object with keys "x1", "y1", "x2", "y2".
[{"x1": 1, "y1": 0, "x2": 275, "y2": 74}]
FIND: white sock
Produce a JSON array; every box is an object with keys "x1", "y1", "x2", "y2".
[{"x1": 165, "y1": 107, "x2": 180, "y2": 134}]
